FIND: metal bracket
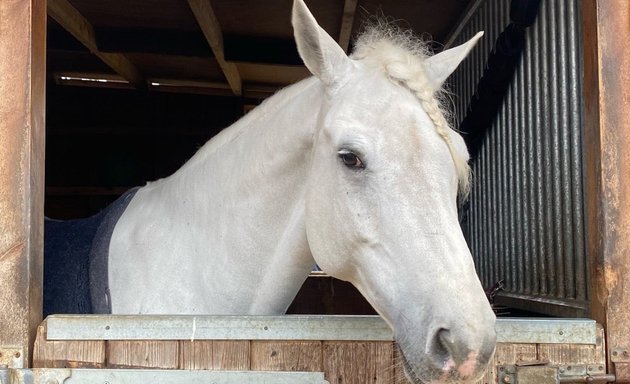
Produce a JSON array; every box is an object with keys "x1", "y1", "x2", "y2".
[
  {"x1": 498, "y1": 364, "x2": 518, "y2": 383},
  {"x1": 611, "y1": 348, "x2": 630, "y2": 363},
  {"x1": 558, "y1": 364, "x2": 615, "y2": 383},
  {"x1": 499, "y1": 363, "x2": 558, "y2": 384},
  {"x1": 498, "y1": 363, "x2": 615, "y2": 384},
  {"x1": 610, "y1": 348, "x2": 630, "y2": 383},
  {"x1": 0, "y1": 348, "x2": 24, "y2": 369}
]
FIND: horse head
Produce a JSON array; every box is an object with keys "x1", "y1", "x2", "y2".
[{"x1": 292, "y1": 1, "x2": 496, "y2": 382}]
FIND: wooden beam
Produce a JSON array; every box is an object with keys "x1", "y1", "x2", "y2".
[
  {"x1": 188, "y1": 0, "x2": 242, "y2": 96},
  {"x1": 339, "y1": 0, "x2": 358, "y2": 52},
  {"x1": 0, "y1": 0, "x2": 46, "y2": 367},
  {"x1": 47, "y1": 0, "x2": 145, "y2": 88},
  {"x1": 582, "y1": 0, "x2": 630, "y2": 381}
]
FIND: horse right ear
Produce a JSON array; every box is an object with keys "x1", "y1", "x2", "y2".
[
  {"x1": 423, "y1": 31, "x2": 484, "y2": 92},
  {"x1": 292, "y1": 0, "x2": 352, "y2": 88}
]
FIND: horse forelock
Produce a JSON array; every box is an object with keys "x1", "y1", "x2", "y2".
[{"x1": 351, "y1": 24, "x2": 471, "y2": 199}]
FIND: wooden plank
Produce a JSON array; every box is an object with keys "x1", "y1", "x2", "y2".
[
  {"x1": 338, "y1": 0, "x2": 358, "y2": 52},
  {"x1": 0, "y1": 0, "x2": 46, "y2": 367},
  {"x1": 493, "y1": 343, "x2": 538, "y2": 365},
  {"x1": 47, "y1": 0, "x2": 144, "y2": 87},
  {"x1": 187, "y1": 0, "x2": 242, "y2": 96},
  {"x1": 179, "y1": 340, "x2": 214, "y2": 370},
  {"x1": 213, "y1": 341, "x2": 251, "y2": 370},
  {"x1": 476, "y1": 365, "x2": 496, "y2": 384},
  {"x1": 475, "y1": 343, "x2": 538, "y2": 384},
  {"x1": 32, "y1": 322, "x2": 105, "y2": 368},
  {"x1": 581, "y1": 0, "x2": 605, "y2": 337},
  {"x1": 472, "y1": 343, "x2": 538, "y2": 384},
  {"x1": 323, "y1": 341, "x2": 394, "y2": 384},
  {"x1": 581, "y1": 0, "x2": 630, "y2": 380},
  {"x1": 107, "y1": 340, "x2": 179, "y2": 369},
  {"x1": 393, "y1": 346, "x2": 408, "y2": 384},
  {"x1": 179, "y1": 340, "x2": 250, "y2": 370},
  {"x1": 251, "y1": 341, "x2": 322, "y2": 372}
]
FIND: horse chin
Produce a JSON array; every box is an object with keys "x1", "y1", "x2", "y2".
[{"x1": 398, "y1": 345, "x2": 486, "y2": 384}]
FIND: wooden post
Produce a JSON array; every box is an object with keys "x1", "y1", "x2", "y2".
[
  {"x1": 0, "y1": 0, "x2": 46, "y2": 367},
  {"x1": 582, "y1": 0, "x2": 630, "y2": 381}
]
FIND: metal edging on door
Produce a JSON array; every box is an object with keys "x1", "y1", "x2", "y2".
[
  {"x1": 1, "y1": 368, "x2": 329, "y2": 384},
  {"x1": 44, "y1": 315, "x2": 597, "y2": 344}
]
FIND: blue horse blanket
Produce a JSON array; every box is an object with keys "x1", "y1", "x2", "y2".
[{"x1": 44, "y1": 188, "x2": 138, "y2": 316}]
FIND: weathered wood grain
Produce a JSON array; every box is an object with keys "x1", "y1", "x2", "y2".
[
  {"x1": 179, "y1": 340, "x2": 214, "y2": 370},
  {"x1": 212, "y1": 341, "x2": 251, "y2": 370},
  {"x1": 32, "y1": 322, "x2": 106, "y2": 368},
  {"x1": 179, "y1": 340, "x2": 250, "y2": 370},
  {"x1": 494, "y1": 343, "x2": 538, "y2": 365},
  {"x1": 107, "y1": 340, "x2": 179, "y2": 369},
  {"x1": 323, "y1": 341, "x2": 394, "y2": 384},
  {"x1": 251, "y1": 341, "x2": 322, "y2": 372},
  {"x1": 0, "y1": 0, "x2": 46, "y2": 366},
  {"x1": 472, "y1": 343, "x2": 538, "y2": 384},
  {"x1": 581, "y1": 0, "x2": 630, "y2": 380}
]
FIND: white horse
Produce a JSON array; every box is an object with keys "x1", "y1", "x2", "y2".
[{"x1": 45, "y1": 1, "x2": 495, "y2": 382}]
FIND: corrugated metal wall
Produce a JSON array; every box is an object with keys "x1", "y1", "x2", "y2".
[{"x1": 449, "y1": 0, "x2": 587, "y2": 316}]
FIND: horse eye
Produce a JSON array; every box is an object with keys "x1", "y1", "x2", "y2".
[{"x1": 338, "y1": 151, "x2": 365, "y2": 169}]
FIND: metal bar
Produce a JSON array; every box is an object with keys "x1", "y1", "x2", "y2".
[
  {"x1": 561, "y1": 0, "x2": 576, "y2": 299},
  {"x1": 522, "y1": 29, "x2": 536, "y2": 295},
  {"x1": 452, "y1": 0, "x2": 587, "y2": 316},
  {"x1": 8, "y1": 369, "x2": 328, "y2": 384},
  {"x1": 46, "y1": 315, "x2": 394, "y2": 341},
  {"x1": 558, "y1": 374, "x2": 616, "y2": 383},
  {"x1": 568, "y1": 0, "x2": 587, "y2": 303},
  {"x1": 496, "y1": 318, "x2": 596, "y2": 344},
  {"x1": 495, "y1": 293, "x2": 589, "y2": 319},
  {"x1": 531, "y1": 15, "x2": 545, "y2": 297},
  {"x1": 43, "y1": 315, "x2": 597, "y2": 345}
]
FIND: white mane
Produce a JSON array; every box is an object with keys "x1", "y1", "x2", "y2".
[{"x1": 351, "y1": 26, "x2": 471, "y2": 198}]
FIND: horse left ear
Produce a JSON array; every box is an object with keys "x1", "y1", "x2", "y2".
[
  {"x1": 424, "y1": 31, "x2": 484, "y2": 92},
  {"x1": 292, "y1": 0, "x2": 352, "y2": 88}
]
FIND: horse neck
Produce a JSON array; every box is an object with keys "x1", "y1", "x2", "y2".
[
  {"x1": 166, "y1": 76, "x2": 322, "y2": 216},
  {"x1": 147, "y1": 77, "x2": 323, "y2": 313}
]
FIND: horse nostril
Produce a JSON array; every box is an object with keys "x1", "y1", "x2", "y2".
[
  {"x1": 431, "y1": 327, "x2": 469, "y2": 371},
  {"x1": 436, "y1": 328, "x2": 455, "y2": 357},
  {"x1": 438, "y1": 328, "x2": 453, "y2": 344}
]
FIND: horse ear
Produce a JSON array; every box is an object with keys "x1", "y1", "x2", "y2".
[
  {"x1": 424, "y1": 31, "x2": 484, "y2": 92},
  {"x1": 292, "y1": 0, "x2": 351, "y2": 87}
]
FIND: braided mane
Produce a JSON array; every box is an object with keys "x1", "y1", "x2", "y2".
[{"x1": 351, "y1": 26, "x2": 471, "y2": 199}]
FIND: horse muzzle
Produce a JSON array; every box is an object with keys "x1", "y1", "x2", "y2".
[{"x1": 399, "y1": 321, "x2": 497, "y2": 384}]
